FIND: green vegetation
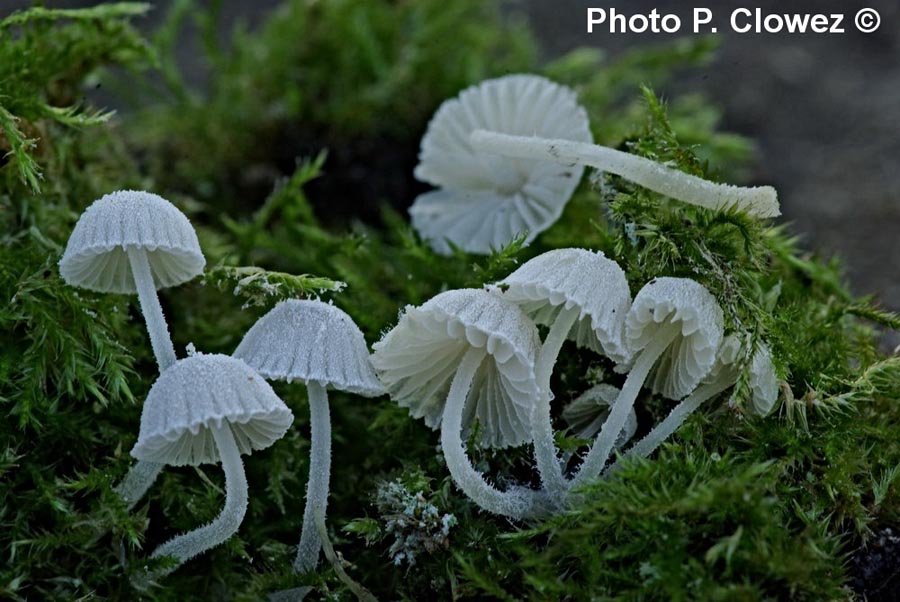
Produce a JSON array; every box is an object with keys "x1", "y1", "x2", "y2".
[{"x1": 1, "y1": 1, "x2": 897, "y2": 600}]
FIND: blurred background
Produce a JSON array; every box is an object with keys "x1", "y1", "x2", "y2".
[{"x1": 5, "y1": 0, "x2": 898, "y2": 322}]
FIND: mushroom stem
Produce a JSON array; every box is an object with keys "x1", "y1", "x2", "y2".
[
  {"x1": 294, "y1": 381, "x2": 331, "y2": 573},
  {"x1": 607, "y1": 372, "x2": 737, "y2": 474},
  {"x1": 470, "y1": 131, "x2": 780, "y2": 218},
  {"x1": 569, "y1": 322, "x2": 683, "y2": 489},
  {"x1": 126, "y1": 246, "x2": 178, "y2": 371},
  {"x1": 532, "y1": 306, "x2": 581, "y2": 498},
  {"x1": 114, "y1": 459, "x2": 164, "y2": 511},
  {"x1": 440, "y1": 347, "x2": 542, "y2": 519},
  {"x1": 146, "y1": 423, "x2": 248, "y2": 579}
]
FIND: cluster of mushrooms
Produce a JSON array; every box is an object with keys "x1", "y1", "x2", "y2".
[{"x1": 56, "y1": 74, "x2": 779, "y2": 589}]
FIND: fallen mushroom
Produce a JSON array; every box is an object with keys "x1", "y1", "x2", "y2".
[
  {"x1": 131, "y1": 353, "x2": 293, "y2": 582},
  {"x1": 469, "y1": 131, "x2": 780, "y2": 218},
  {"x1": 611, "y1": 337, "x2": 777, "y2": 469},
  {"x1": 59, "y1": 190, "x2": 205, "y2": 508},
  {"x1": 491, "y1": 248, "x2": 631, "y2": 498},
  {"x1": 371, "y1": 289, "x2": 547, "y2": 519},
  {"x1": 410, "y1": 74, "x2": 593, "y2": 254},
  {"x1": 232, "y1": 299, "x2": 385, "y2": 573},
  {"x1": 569, "y1": 277, "x2": 724, "y2": 489}
]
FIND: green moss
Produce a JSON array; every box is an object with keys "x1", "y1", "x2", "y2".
[{"x1": 1, "y1": 1, "x2": 897, "y2": 600}]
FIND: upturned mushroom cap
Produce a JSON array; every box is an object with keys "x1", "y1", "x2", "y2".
[
  {"x1": 371, "y1": 288, "x2": 541, "y2": 448},
  {"x1": 132, "y1": 353, "x2": 293, "y2": 466},
  {"x1": 410, "y1": 74, "x2": 593, "y2": 254},
  {"x1": 562, "y1": 384, "x2": 637, "y2": 445},
  {"x1": 233, "y1": 299, "x2": 384, "y2": 397},
  {"x1": 59, "y1": 190, "x2": 205, "y2": 293},
  {"x1": 625, "y1": 277, "x2": 724, "y2": 400},
  {"x1": 493, "y1": 248, "x2": 632, "y2": 363},
  {"x1": 748, "y1": 344, "x2": 778, "y2": 416}
]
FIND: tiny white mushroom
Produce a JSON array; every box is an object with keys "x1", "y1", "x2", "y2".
[
  {"x1": 612, "y1": 338, "x2": 778, "y2": 469},
  {"x1": 570, "y1": 277, "x2": 724, "y2": 488},
  {"x1": 469, "y1": 131, "x2": 780, "y2": 218},
  {"x1": 232, "y1": 299, "x2": 385, "y2": 574},
  {"x1": 491, "y1": 248, "x2": 631, "y2": 498},
  {"x1": 562, "y1": 384, "x2": 637, "y2": 446},
  {"x1": 59, "y1": 190, "x2": 206, "y2": 509},
  {"x1": 371, "y1": 289, "x2": 545, "y2": 519},
  {"x1": 131, "y1": 354, "x2": 293, "y2": 582},
  {"x1": 410, "y1": 75, "x2": 593, "y2": 254}
]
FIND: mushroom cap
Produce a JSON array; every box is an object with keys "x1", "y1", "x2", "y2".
[
  {"x1": 233, "y1": 299, "x2": 385, "y2": 397},
  {"x1": 410, "y1": 74, "x2": 593, "y2": 255},
  {"x1": 59, "y1": 190, "x2": 205, "y2": 293},
  {"x1": 625, "y1": 277, "x2": 724, "y2": 400},
  {"x1": 748, "y1": 344, "x2": 778, "y2": 416},
  {"x1": 132, "y1": 353, "x2": 293, "y2": 466},
  {"x1": 562, "y1": 384, "x2": 636, "y2": 446},
  {"x1": 493, "y1": 248, "x2": 632, "y2": 363},
  {"x1": 371, "y1": 288, "x2": 541, "y2": 449}
]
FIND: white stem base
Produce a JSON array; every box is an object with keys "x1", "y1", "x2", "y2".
[
  {"x1": 532, "y1": 306, "x2": 580, "y2": 501},
  {"x1": 114, "y1": 460, "x2": 163, "y2": 511},
  {"x1": 294, "y1": 381, "x2": 331, "y2": 573},
  {"x1": 570, "y1": 322, "x2": 682, "y2": 489},
  {"x1": 143, "y1": 424, "x2": 248, "y2": 581}
]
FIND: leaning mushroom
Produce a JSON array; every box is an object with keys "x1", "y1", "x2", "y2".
[
  {"x1": 569, "y1": 277, "x2": 724, "y2": 488},
  {"x1": 232, "y1": 299, "x2": 385, "y2": 573},
  {"x1": 59, "y1": 190, "x2": 205, "y2": 508},
  {"x1": 491, "y1": 248, "x2": 631, "y2": 497},
  {"x1": 132, "y1": 353, "x2": 293, "y2": 582},
  {"x1": 469, "y1": 128, "x2": 780, "y2": 218},
  {"x1": 613, "y1": 337, "x2": 777, "y2": 468},
  {"x1": 410, "y1": 74, "x2": 593, "y2": 254},
  {"x1": 371, "y1": 289, "x2": 546, "y2": 519}
]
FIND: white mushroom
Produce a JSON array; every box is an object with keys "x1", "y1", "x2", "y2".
[
  {"x1": 569, "y1": 277, "x2": 724, "y2": 488},
  {"x1": 59, "y1": 190, "x2": 205, "y2": 509},
  {"x1": 60, "y1": 190, "x2": 205, "y2": 370},
  {"x1": 491, "y1": 248, "x2": 631, "y2": 498},
  {"x1": 232, "y1": 299, "x2": 384, "y2": 574},
  {"x1": 371, "y1": 289, "x2": 546, "y2": 519},
  {"x1": 469, "y1": 130, "x2": 780, "y2": 218},
  {"x1": 410, "y1": 75, "x2": 593, "y2": 255},
  {"x1": 131, "y1": 353, "x2": 293, "y2": 582},
  {"x1": 562, "y1": 384, "x2": 636, "y2": 446},
  {"x1": 612, "y1": 337, "x2": 778, "y2": 469}
]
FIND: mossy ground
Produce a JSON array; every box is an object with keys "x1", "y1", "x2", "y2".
[{"x1": 1, "y1": 2, "x2": 898, "y2": 600}]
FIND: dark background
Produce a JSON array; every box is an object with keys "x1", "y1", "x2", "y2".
[{"x1": 5, "y1": 0, "x2": 899, "y2": 341}]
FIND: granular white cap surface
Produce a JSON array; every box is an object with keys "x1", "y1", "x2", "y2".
[
  {"x1": 59, "y1": 190, "x2": 205, "y2": 293},
  {"x1": 494, "y1": 248, "x2": 632, "y2": 363},
  {"x1": 132, "y1": 353, "x2": 293, "y2": 466},
  {"x1": 233, "y1": 299, "x2": 384, "y2": 397}
]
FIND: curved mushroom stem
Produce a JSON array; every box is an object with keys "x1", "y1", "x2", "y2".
[
  {"x1": 114, "y1": 459, "x2": 164, "y2": 511},
  {"x1": 470, "y1": 131, "x2": 780, "y2": 219},
  {"x1": 606, "y1": 372, "x2": 737, "y2": 475},
  {"x1": 126, "y1": 246, "x2": 178, "y2": 371},
  {"x1": 440, "y1": 347, "x2": 544, "y2": 519},
  {"x1": 144, "y1": 424, "x2": 248, "y2": 580},
  {"x1": 531, "y1": 306, "x2": 580, "y2": 499},
  {"x1": 569, "y1": 322, "x2": 683, "y2": 490},
  {"x1": 294, "y1": 381, "x2": 331, "y2": 573}
]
